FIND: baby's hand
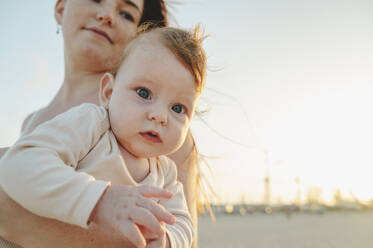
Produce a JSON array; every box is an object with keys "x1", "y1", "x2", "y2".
[
  {"x1": 90, "y1": 185, "x2": 175, "y2": 248},
  {"x1": 144, "y1": 223, "x2": 167, "y2": 248}
]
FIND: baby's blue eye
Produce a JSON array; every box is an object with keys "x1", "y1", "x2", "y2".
[
  {"x1": 172, "y1": 104, "x2": 185, "y2": 114},
  {"x1": 136, "y1": 88, "x2": 150, "y2": 99}
]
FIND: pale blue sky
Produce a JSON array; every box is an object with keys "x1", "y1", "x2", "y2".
[{"x1": 1, "y1": 0, "x2": 373, "y2": 203}]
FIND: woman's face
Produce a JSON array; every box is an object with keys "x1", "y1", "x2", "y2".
[{"x1": 56, "y1": 0, "x2": 144, "y2": 71}]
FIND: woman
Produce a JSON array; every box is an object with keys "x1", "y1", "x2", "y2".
[{"x1": 0, "y1": 0, "x2": 198, "y2": 247}]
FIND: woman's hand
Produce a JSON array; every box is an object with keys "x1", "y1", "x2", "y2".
[{"x1": 90, "y1": 185, "x2": 175, "y2": 248}]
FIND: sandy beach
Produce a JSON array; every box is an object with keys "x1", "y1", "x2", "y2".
[{"x1": 198, "y1": 211, "x2": 373, "y2": 248}]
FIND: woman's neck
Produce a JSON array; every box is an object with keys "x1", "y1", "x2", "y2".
[
  {"x1": 51, "y1": 69, "x2": 104, "y2": 109},
  {"x1": 53, "y1": 44, "x2": 117, "y2": 107}
]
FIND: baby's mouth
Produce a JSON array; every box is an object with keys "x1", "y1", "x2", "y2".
[{"x1": 140, "y1": 131, "x2": 162, "y2": 143}]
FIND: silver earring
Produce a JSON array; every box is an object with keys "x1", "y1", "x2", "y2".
[{"x1": 56, "y1": 25, "x2": 60, "y2": 34}]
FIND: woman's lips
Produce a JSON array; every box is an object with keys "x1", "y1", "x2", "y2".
[
  {"x1": 140, "y1": 131, "x2": 162, "y2": 143},
  {"x1": 84, "y1": 27, "x2": 113, "y2": 44}
]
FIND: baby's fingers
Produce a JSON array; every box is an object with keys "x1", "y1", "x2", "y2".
[
  {"x1": 137, "y1": 185, "x2": 173, "y2": 199},
  {"x1": 145, "y1": 239, "x2": 162, "y2": 248},
  {"x1": 129, "y1": 207, "x2": 164, "y2": 236},
  {"x1": 118, "y1": 222, "x2": 146, "y2": 248},
  {"x1": 145, "y1": 233, "x2": 165, "y2": 248},
  {"x1": 137, "y1": 197, "x2": 175, "y2": 225}
]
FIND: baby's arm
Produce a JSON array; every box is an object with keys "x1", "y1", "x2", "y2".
[
  {"x1": 157, "y1": 156, "x2": 195, "y2": 248},
  {"x1": 0, "y1": 103, "x2": 110, "y2": 228}
]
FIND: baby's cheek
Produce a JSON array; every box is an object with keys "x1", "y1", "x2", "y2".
[
  {"x1": 181, "y1": 121, "x2": 190, "y2": 137},
  {"x1": 168, "y1": 120, "x2": 189, "y2": 148},
  {"x1": 177, "y1": 126, "x2": 189, "y2": 146}
]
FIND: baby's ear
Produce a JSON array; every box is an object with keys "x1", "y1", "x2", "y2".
[{"x1": 99, "y1": 73, "x2": 115, "y2": 109}]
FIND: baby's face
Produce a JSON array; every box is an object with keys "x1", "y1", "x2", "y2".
[{"x1": 104, "y1": 38, "x2": 199, "y2": 158}]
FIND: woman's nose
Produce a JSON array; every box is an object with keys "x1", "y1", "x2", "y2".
[{"x1": 96, "y1": 5, "x2": 116, "y2": 26}]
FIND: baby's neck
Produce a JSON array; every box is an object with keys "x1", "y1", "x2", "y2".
[{"x1": 118, "y1": 145, "x2": 150, "y2": 183}]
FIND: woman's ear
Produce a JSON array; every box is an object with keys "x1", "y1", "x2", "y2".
[
  {"x1": 55, "y1": 0, "x2": 66, "y2": 25},
  {"x1": 99, "y1": 73, "x2": 115, "y2": 109}
]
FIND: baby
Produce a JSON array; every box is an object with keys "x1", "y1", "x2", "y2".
[{"x1": 0, "y1": 25, "x2": 206, "y2": 248}]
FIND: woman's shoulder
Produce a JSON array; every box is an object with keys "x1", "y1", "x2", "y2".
[
  {"x1": 20, "y1": 103, "x2": 105, "y2": 137},
  {"x1": 0, "y1": 147, "x2": 9, "y2": 158},
  {"x1": 20, "y1": 108, "x2": 44, "y2": 136}
]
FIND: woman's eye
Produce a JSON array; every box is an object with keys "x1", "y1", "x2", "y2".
[
  {"x1": 91, "y1": 0, "x2": 101, "y2": 3},
  {"x1": 120, "y1": 11, "x2": 135, "y2": 22},
  {"x1": 136, "y1": 88, "x2": 150, "y2": 99},
  {"x1": 172, "y1": 104, "x2": 185, "y2": 114}
]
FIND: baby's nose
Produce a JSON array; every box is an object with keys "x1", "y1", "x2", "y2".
[{"x1": 147, "y1": 108, "x2": 167, "y2": 126}]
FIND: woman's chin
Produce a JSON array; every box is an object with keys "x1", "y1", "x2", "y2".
[
  {"x1": 78, "y1": 48, "x2": 118, "y2": 72},
  {"x1": 66, "y1": 37, "x2": 121, "y2": 72}
]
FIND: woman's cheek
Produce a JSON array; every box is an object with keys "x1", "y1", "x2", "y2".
[{"x1": 116, "y1": 24, "x2": 136, "y2": 47}]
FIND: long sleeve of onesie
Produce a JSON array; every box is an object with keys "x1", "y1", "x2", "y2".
[
  {"x1": 158, "y1": 156, "x2": 194, "y2": 248},
  {"x1": 0, "y1": 103, "x2": 110, "y2": 228}
]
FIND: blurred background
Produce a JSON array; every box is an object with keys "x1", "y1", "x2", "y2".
[{"x1": 1, "y1": 0, "x2": 373, "y2": 247}]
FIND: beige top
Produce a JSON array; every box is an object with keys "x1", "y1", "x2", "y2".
[{"x1": 0, "y1": 103, "x2": 193, "y2": 248}]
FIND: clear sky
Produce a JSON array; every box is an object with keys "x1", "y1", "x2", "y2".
[{"x1": 1, "y1": 0, "x2": 373, "y2": 204}]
